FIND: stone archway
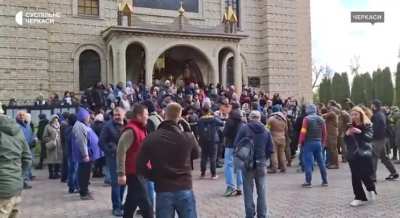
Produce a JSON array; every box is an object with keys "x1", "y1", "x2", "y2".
[
  {"x1": 72, "y1": 43, "x2": 106, "y2": 92},
  {"x1": 153, "y1": 45, "x2": 214, "y2": 87},
  {"x1": 218, "y1": 46, "x2": 246, "y2": 90},
  {"x1": 126, "y1": 43, "x2": 145, "y2": 84}
]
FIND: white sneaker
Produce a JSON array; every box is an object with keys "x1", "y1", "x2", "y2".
[
  {"x1": 367, "y1": 191, "x2": 377, "y2": 202},
  {"x1": 350, "y1": 200, "x2": 366, "y2": 207}
]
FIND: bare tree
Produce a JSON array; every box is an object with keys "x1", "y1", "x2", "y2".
[
  {"x1": 312, "y1": 61, "x2": 332, "y2": 89},
  {"x1": 349, "y1": 55, "x2": 360, "y2": 75}
]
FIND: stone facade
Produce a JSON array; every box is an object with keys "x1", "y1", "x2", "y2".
[{"x1": 0, "y1": 0, "x2": 312, "y2": 103}]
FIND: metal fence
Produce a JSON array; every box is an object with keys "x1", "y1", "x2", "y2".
[{"x1": 4, "y1": 105, "x2": 78, "y2": 127}]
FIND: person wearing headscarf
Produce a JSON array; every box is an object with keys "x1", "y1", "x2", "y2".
[
  {"x1": 344, "y1": 106, "x2": 376, "y2": 207},
  {"x1": 42, "y1": 115, "x2": 63, "y2": 179}
]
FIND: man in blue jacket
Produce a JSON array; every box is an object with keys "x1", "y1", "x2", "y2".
[
  {"x1": 371, "y1": 99, "x2": 398, "y2": 181},
  {"x1": 99, "y1": 107, "x2": 126, "y2": 216},
  {"x1": 234, "y1": 110, "x2": 273, "y2": 218}
]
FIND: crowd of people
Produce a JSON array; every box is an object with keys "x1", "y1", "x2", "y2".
[{"x1": 1, "y1": 79, "x2": 400, "y2": 218}]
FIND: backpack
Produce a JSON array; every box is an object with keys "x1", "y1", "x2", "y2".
[
  {"x1": 199, "y1": 120, "x2": 217, "y2": 143},
  {"x1": 234, "y1": 127, "x2": 255, "y2": 170}
]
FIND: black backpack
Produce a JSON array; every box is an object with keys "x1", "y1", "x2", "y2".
[
  {"x1": 234, "y1": 127, "x2": 255, "y2": 170},
  {"x1": 199, "y1": 120, "x2": 216, "y2": 143}
]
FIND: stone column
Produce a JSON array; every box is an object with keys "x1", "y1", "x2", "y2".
[
  {"x1": 145, "y1": 51, "x2": 153, "y2": 88},
  {"x1": 117, "y1": 43, "x2": 126, "y2": 84},
  {"x1": 212, "y1": 58, "x2": 219, "y2": 85},
  {"x1": 234, "y1": 47, "x2": 242, "y2": 94}
]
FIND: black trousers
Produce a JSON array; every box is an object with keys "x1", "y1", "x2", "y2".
[
  {"x1": 349, "y1": 157, "x2": 376, "y2": 201},
  {"x1": 200, "y1": 143, "x2": 218, "y2": 176},
  {"x1": 38, "y1": 142, "x2": 46, "y2": 167},
  {"x1": 78, "y1": 162, "x2": 92, "y2": 197},
  {"x1": 61, "y1": 155, "x2": 69, "y2": 182},
  {"x1": 48, "y1": 164, "x2": 60, "y2": 178},
  {"x1": 123, "y1": 175, "x2": 153, "y2": 218}
]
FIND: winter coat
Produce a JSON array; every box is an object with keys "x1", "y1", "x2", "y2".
[
  {"x1": 267, "y1": 112, "x2": 288, "y2": 146},
  {"x1": 197, "y1": 114, "x2": 224, "y2": 145},
  {"x1": 371, "y1": 110, "x2": 387, "y2": 140},
  {"x1": 99, "y1": 120, "x2": 124, "y2": 157},
  {"x1": 344, "y1": 124, "x2": 374, "y2": 175},
  {"x1": 223, "y1": 109, "x2": 244, "y2": 148},
  {"x1": 137, "y1": 120, "x2": 201, "y2": 193},
  {"x1": 0, "y1": 115, "x2": 32, "y2": 198},
  {"x1": 234, "y1": 121, "x2": 274, "y2": 168},
  {"x1": 147, "y1": 112, "x2": 163, "y2": 133},
  {"x1": 37, "y1": 118, "x2": 49, "y2": 141},
  {"x1": 322, "y1": 111, "x2": 339, "y2": 145},
  {"x1": 338, "y1": 110, "x2": 351, "y2": 138},
  {"x1": 391, "y1": 111, "x2": 400, "y2": 146},
  {"x1": 17, "y1": 121, "x2": 34, "y2": 147},
  {"x1": 43, "y1": 124, "x2": 63, "y2": 164}
]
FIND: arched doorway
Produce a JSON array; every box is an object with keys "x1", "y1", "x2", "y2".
[
  {"x1": 218, "y1": 47, "x2": 247, "y2": 89},
  {"x1": 153, "y1": 45, "x2": 212, "y2": 87},
  {"x1": 79, "y1": 49, "x2": 101, "y2": 91},
  {"x1": 218, "y1": 48, "x2": 234, "y2": 88},
  {"x1": 126, "y1": 43, "x2": 145, "y2": 83}
]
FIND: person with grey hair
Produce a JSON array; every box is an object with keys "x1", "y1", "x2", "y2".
[{"x1": 234, "y1": 110, "x2": 274, "y2": 218}]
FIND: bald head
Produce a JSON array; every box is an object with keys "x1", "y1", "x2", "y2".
[{"x1": 165, "y1": 102, "x2": 182, "y2": 123}]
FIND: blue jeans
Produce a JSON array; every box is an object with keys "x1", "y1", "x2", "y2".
[
  {"x1": 104, "y1": 164, "x2": 111, "y2": 184},
  {"x1": 302, "y1": 141, "x2": 328, "y2": 184},
  {"x1": 224, "y1": 147, "x2": 243, "y2": 189},
  {"x1": 146, "y1": 180, "x2": 155, "y2": 207},
  {"x1": 67, "y1": 158, "x2": 79, "y2": 191},
  {"x1": 156, "y1": 190, "x2": 197, "y2": 218},
  {"x1": 242, "y1": 166, "x2": 269, "y2": 218},
  {"x1": 106, "y1": 155, "x2": 125, "y2": 210},
  {"x1": 24, "y1": 147, "x2": 34, "y2": 183}
]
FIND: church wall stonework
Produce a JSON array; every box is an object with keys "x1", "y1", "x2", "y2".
[{"x1": 0, "y1": 0, "x2": 312, "y2": 103}]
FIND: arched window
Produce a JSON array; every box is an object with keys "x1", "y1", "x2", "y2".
[
  {"x1": 79, "y1": 50, "x2": 101, "y2": 91},
  {"x1": 225, "y1": 0, "x2": 240, "y2": 28},
  {"x1": 78, "y1": 0, "x2": 99, "y2": 16}
]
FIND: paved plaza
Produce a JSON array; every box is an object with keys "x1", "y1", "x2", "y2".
[{"x1": 20, "y1": 161, "x2": 400, "y2": 218}]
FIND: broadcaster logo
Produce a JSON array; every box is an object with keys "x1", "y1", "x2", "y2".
[{"x1": 15, "y1": 11, "x2": 61, "y2": 26}]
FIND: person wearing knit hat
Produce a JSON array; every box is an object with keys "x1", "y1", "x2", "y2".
[
  {"x1": 91, "y1": 113, "x2": 105, "y2": 179},
  {"x1": 42, "y1": 114, "x2": 62, "y2": 180},
  {"x1": 298, "y1": 103, "x2": 328, "y2": 188},
  {"x1": 267, "y1": 104, "x2": 288, "y2": 173},
  {"x1": 371, "y1": 99, "x2": 399, "y2": 181},
  {"x1": 71, "y1": 107, "x2": 101, "y2": 200}
]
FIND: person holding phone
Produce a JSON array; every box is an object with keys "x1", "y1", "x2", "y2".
[{"x1": 344, "y1": 106, "x2": 376, "y2": 207}]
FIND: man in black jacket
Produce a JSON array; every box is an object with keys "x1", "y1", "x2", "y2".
[
  {"x1": 137, "y1": 102, "x2": 200, "y2": 218},
  {"x1": 99, "y1": 107, "x2": 126, "y2": 217},
  {"x1": 36, "y1": 114, "x2": 49, "y2": 169},
  {"x1": 197, "y1": 105, "x2": 224, "y2": 179},
  {"x1": 371, "y1": 99, "x2": 399, "y2": 181},
  {"x1": 222, "y1": 108, "x2": 244, "y2": 197}
]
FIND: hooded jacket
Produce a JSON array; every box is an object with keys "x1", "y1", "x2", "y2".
[
  {"x1": 223, "y1": 109, "x2": 244, "y2": 148},
  {"x1": 371, "y1": 100, "x2": 387, "y2": 140},
  {"x1": 0, "y1": 115, "x2": 32, "y2": 198},
  {"x1": 234, "y1": 121, "x2": 274, "y2": 168},
  {"x1": 266, "y1": 112, "x2": 287, "y2": 145},
  {"x1": 197, "y1": 114, "x2": 224, "y2": 145}
]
